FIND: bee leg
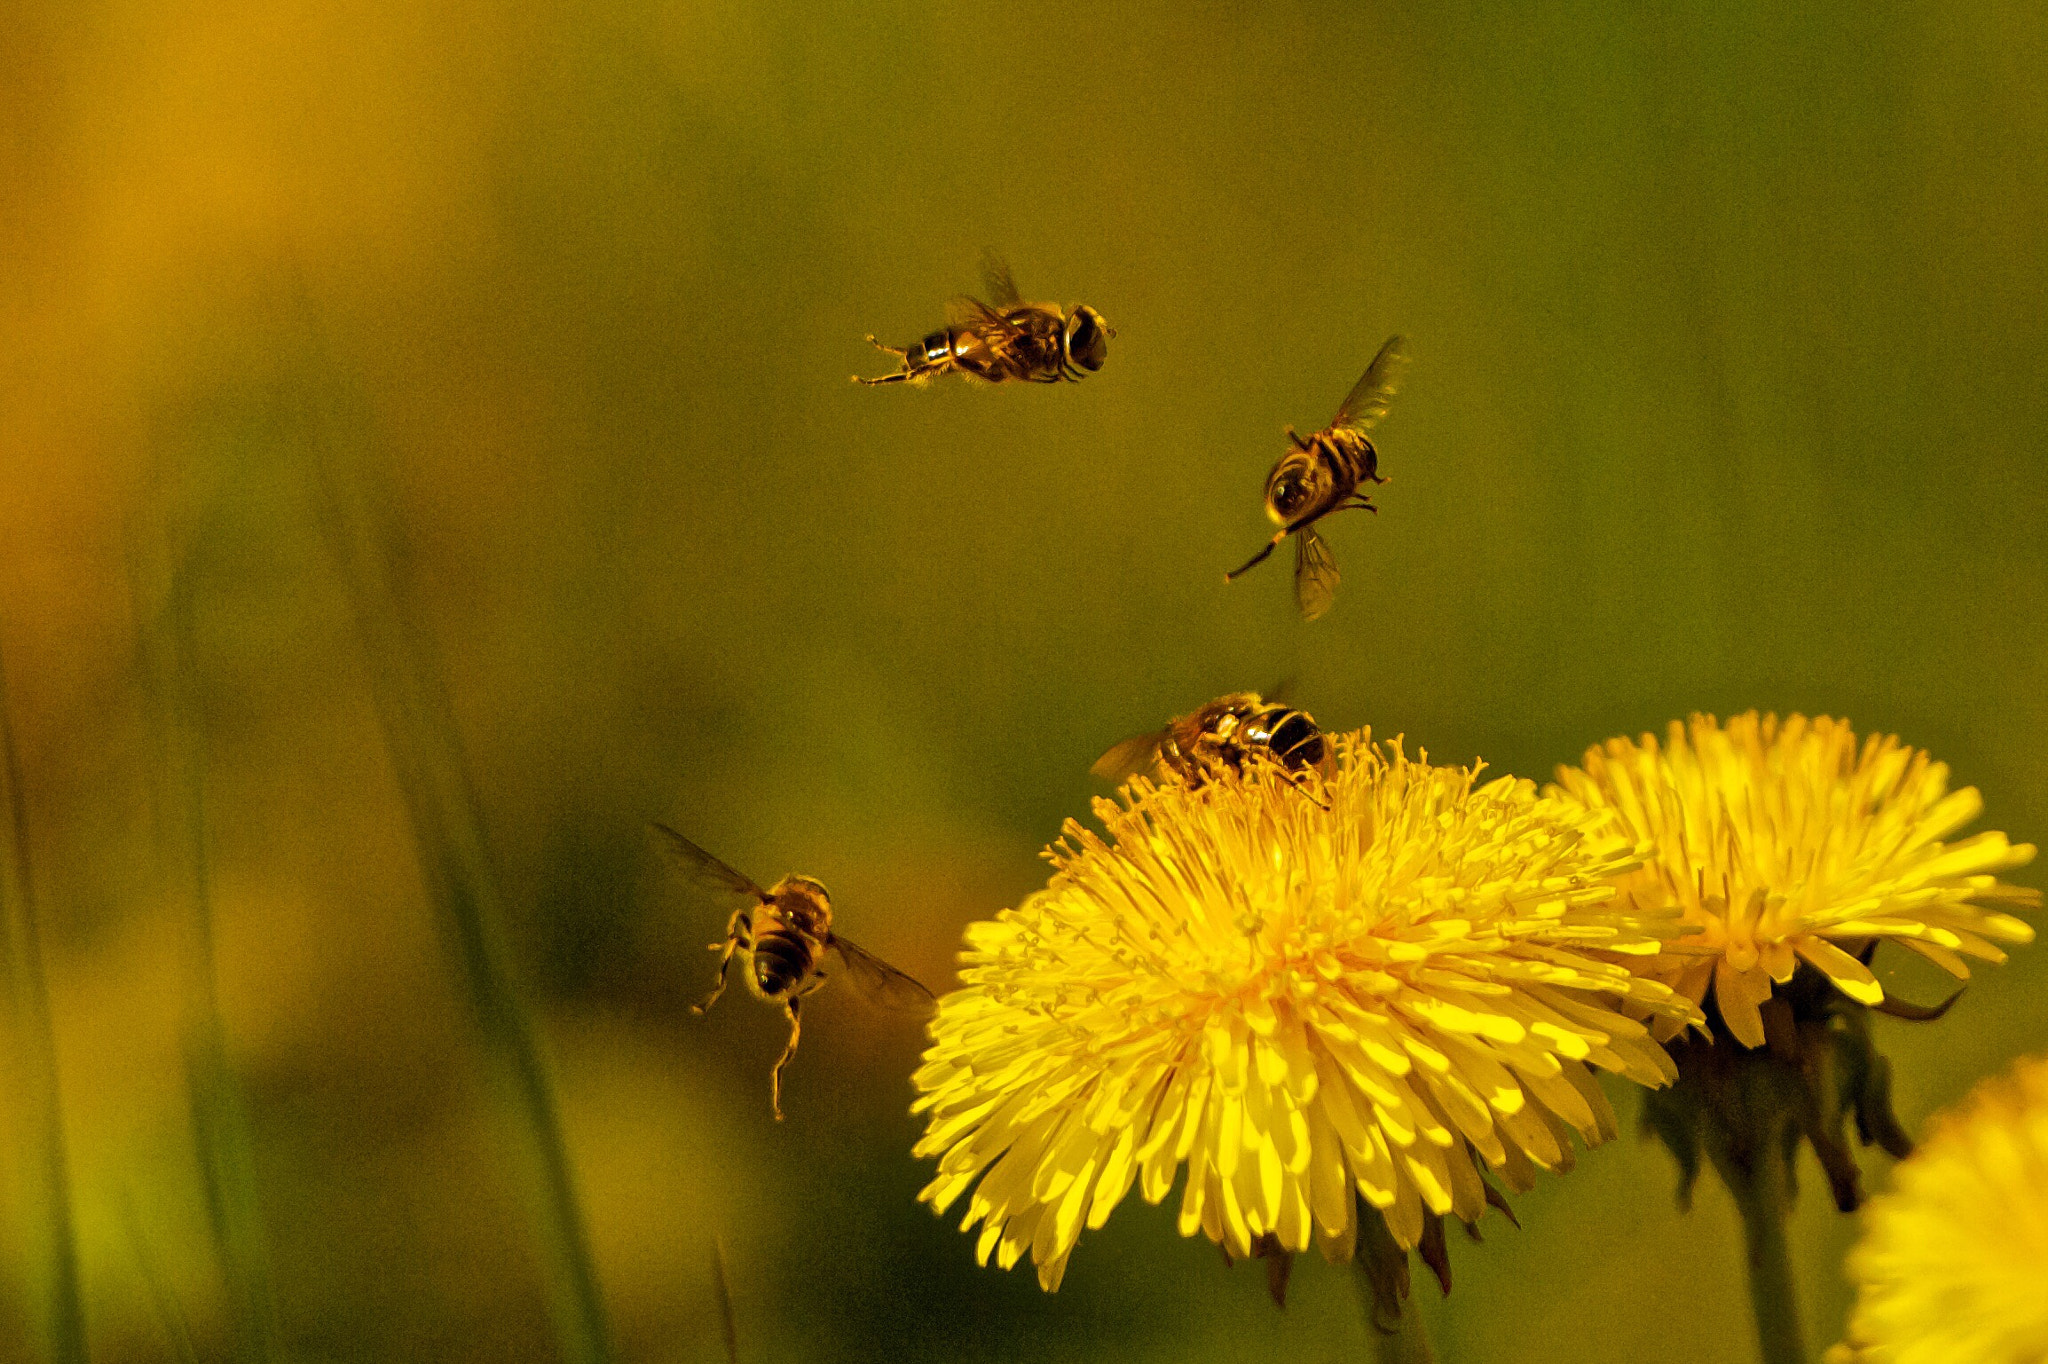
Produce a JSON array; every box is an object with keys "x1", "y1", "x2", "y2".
[
  {"x1": 1288, "y1": 769, "x2": 1333, "y2": 811},
  {"x1": 692, "y1": 910, "x2": 750, "y2": 1016},
  {"x1": 769, "y1": 998, "x2": 804, "y2": 1122},
  {"x1": 1225, "y1": 534, "x2": 1285, "y2": 581},
  {"x1": 853, "y1": 337, "x2": 925, "y2": 385},
  {"x1": 1284, "y1": 425, "x2": 1313, "y2": 451}
]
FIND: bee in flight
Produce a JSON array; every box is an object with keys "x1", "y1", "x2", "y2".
[
  {"x1": 652, "y1": 823, "x2": 937, "y2": 1120},
  {"x1": 854, "y1": 253, "x2": 1112, "y2": 386},
  {"x1": 1090, "y1": 689, "x2": 1328, "y2": 794},
  {"x1": 1225, "y1": 335, "x2": 1410, "y2": 620}
]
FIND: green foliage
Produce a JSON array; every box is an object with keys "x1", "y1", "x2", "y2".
[
  {"x1": 0, "y1": 650, "x2": 86, "y2": 1364},
  {"x1": 1, "y1": 1, "x2": 2044, "y2": 1361}
]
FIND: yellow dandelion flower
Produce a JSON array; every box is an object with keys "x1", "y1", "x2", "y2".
[
  {"x1": 910, "y1": 733, "x2": 1701, "y2": 1292},
  {"x1": 1549, "y1": 712, "x2": 2038, "y2": 1048},
  {"x1": 1827, "y1": 1052, "x2": 2048, "y2": 1364}
]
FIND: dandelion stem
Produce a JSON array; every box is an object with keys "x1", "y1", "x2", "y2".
[
  {"x1": 1728, "y1": 1138, "x2": 1806, "y2": 1364},
  {"x1": 1355, "y1": 1213, "x2": 1438, "y2": 1364},
  {"x1": 1372, "y1": 1301, "x2": 1438, "y2": 1364}
]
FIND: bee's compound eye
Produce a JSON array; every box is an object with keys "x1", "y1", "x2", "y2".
[
  {"x1": 1067, "y1": 309, "x2": 1109, "y2": 371},
  {"x1": 1273, "y1": 476, "x2": 1309, "y2": 518}
]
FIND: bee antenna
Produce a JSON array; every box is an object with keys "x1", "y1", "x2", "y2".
[{"x1": 1225, "y1": 535, "x2": 1284, "y2": 581}]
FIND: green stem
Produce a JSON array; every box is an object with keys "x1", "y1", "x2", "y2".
[
  {"x1": 148, "y1": 555, "x2": 279, "y2": 1364},
  {"x1": 1728, "y1": 1141, "x2": 1806, "y2": 1364},
  {"x1": 0, "y1": 643, "x2": 88, "y2": 1364},
  {"x1": 310, "y1": 433, "x2": 614, "y2": 1364},
  {"x1": 1373, "y1": 1299, "x2": 1438, "y2": 1364},
  {"x1": 121, "y1": 1191, "x2": 202, "y2": 1364},
  {"x1": 1354, "y1": 1213, "x2": 1439, "y2": 1364}
]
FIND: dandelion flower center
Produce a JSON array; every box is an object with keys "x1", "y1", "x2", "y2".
[{"x1": 911, "y1": 734, "x2": 1699, "y2": 1290}]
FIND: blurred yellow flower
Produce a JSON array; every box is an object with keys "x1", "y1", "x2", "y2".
[
  {"x1": 1827, "y1": 1052, "x2": 2048, "y2": 1364},
  {"x1": 1549, "y1": 713, "x2": 2038, "y2": 1048},
  {"x1": 911, "y1": 735, "x2": 1700, "y2": 1291}
]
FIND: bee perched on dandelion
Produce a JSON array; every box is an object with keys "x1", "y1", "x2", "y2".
[
  {"x1": 1548, "y1": 713, "x2": 2038, "y2": 1364},
  {"x1": 911, "y1": 732, "x2": 1702, "y2": 1296},
  {"x1": 1088, "y1": 689, "x2": 1328, "y2": 792}
]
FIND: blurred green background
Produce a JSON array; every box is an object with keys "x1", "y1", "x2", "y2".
[{"x1": 2, "y1": 1, "x2": 2045, "y2": 1360}]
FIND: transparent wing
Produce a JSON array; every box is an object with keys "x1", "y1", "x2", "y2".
[
  {"x1": 945, "y1": 293, "x2": 1024, "y2": 332},
  {"x1": 1294, "y1": 527, "x2": 1340, "y2": 621},
  {"x1": 1330, "y1": 335, "x2": 1411, "y2": 433},
  {"x1": 980, "y1": 250, "x2": 1022, "y2": 308},
  {"x1": 1090, "y1": 729, "x2": 1167, "y2": 784},
  {"x1": 945, "y1": 294, "x2": 993, "y2": 326},
  {"x1": 650, "y1": 823, "x2": 766, "y2": 899},
  {"x1": 827, "y1": 934, "x2": 938, "y2": 1018}
]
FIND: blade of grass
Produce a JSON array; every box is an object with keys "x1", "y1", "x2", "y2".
[
  {"x1": 712, "y1": 1236, "x2": 738, "y2": 1364},
  {"x1": 0, "y1": 639, "x2": 89, "y2": 1364},
  {"x1": 182, "y1": 1039, "x2": 275, "y2": 1364},
  {"x1": 303, "y1": 396, "x2": 613, "y2": 1364},
  {"x1": 119, "y1": 1191, "x2": 202, "y2": 1364},
  {"x1": 129, "y1": 538, "x2": 280, "y2": 1364}
]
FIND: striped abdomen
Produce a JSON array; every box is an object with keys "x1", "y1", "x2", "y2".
[
  {"x1": 751, "y1": 927, "x2": 823, "y2": 1000},
  {"x1": 749, "y1": 876, "x2": 833, "y2": 1001},
  {"x1": 1240, "y1": 705, "x2": 1327, "y2": 773},
  {"x1": 912, "y1": 328, "x2": 968, "y2": 367},
  {"x1": 924, "y1": 310, "x2": 1065, "y2": 383},
  {"x1": 1161, "y1": 695, "x2": 1326, "y2": 783},
  {"x1": 1309, "y1": 429, "x2": 1379, "y2": 498}
]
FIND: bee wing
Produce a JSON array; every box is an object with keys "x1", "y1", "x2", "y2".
[
  {"x1": 649, "y1": 823, "x2": 767, "y2": 900},
  {"x1": 1330, "y1": 335, "x2": 1410, "y2": 434},
  {"x1": 980, "y1": 250, "x2": 1023, "y2": 308},
  {"x1": 827, "y1": 934, "x2": 938, "y2": 1018},
  {"x1": 1090, "y1": 729, "x2": 1168, "y2": 784},
  {"x1": 945, "y1": 294, "x2": 1024, "y2": 332},
  {"x1": 1294, "y1": 527, "x2": 1340, "y2": 621},
  {"x1": 945, "y1": 294, "x2": 991, "y2": 326}
]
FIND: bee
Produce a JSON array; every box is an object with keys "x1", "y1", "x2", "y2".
[
  {"x1": 1089, "y1": 690, "x2": 1328, "y2": 792},
  {"x1": 1224, "y1": 335, "x2": 1411, "y2": 620},
  {"x1": 652, "y1": 823, "x2": 937, "y2": 1120},
  {"x1": 854, "y1": 253, "x2": 1113, "y2": 386}
]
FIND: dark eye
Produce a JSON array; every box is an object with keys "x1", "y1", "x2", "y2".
[
  {"x1": 1068, "y1": 312, "x2": 1108, "y2": 371},
  {"x1": 1274, "y1": 478, "x2": 1308, "y2": 516}
]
